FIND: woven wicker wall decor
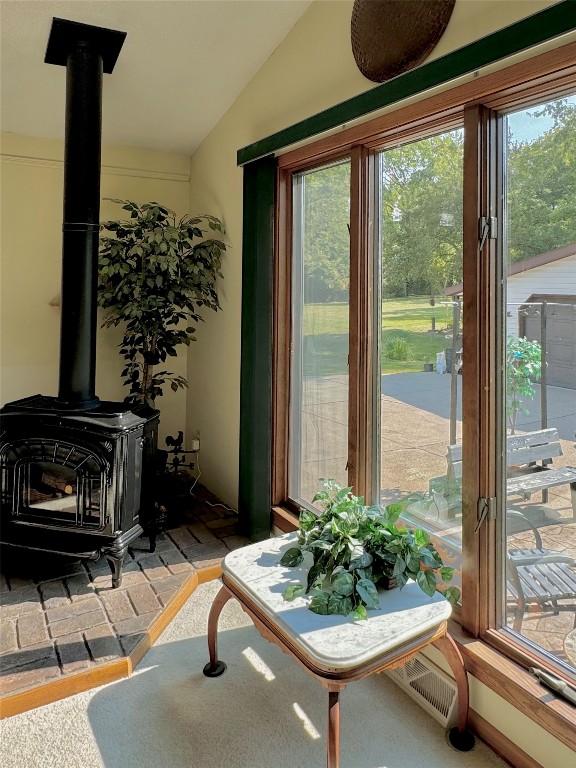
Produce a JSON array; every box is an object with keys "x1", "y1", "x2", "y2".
[{"x1": 351, "y1": 0, "x2": 456, "y2": 83}]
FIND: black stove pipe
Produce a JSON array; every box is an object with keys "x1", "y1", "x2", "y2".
[
  {"x1": 45, "y1": 18, "x2": 126, "y2": 408},
  {"x1": 58, "y1": 42, "x2": 102, "y2": 406}
]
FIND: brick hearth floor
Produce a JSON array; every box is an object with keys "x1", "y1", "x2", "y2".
[{"x1": 0, "y1": 489, "x2": 250, "y2": 697}]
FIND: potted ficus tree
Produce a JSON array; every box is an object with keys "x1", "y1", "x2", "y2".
[
  {"x1": 506, "y1": 336, "x2": 542, "y2": 434},
  {"x1": 98, "y1": 199, "x2": 226, "y2": 405},
  {"x1": 98, "y1": 200, "x2": 226, "y2": 524}
]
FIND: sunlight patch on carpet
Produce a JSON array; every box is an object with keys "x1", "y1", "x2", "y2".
[
  {"x1": 242, "y1": 646, "x2": 276, "y2": 681},
  {"x1": 292, "y1": 701, "x2": 321, "y2": 740}
]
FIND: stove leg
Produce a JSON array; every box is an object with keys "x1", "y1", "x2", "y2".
[
  {"x1": 104, "y1": 550, "x2": 126, "y2": 589},
  {"x1": 145, "y1": 502, "x2": 166, "y2": 554}
]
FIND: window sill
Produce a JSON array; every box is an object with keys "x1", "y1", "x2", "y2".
[
  {"x1": 271, "y1": 505, "x2": 300, "y2": 532},
  {"x1": 271, "y1": 505, "x2": 576, "y2": 754}
]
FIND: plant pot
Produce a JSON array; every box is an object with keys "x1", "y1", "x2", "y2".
[{"x1": 379, "y1": 575, "x2": 398, "y2": 590}]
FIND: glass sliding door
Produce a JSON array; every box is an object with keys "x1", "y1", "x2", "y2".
[
  {"x1": 376, "y1": 129, "x2": 464, "y2": 590},
  {"x1": 501, "y1": 94, "x2": 576, "y2": 671},
  {"x1": 289, "y1": 160, "x2": 351, "y2": 507}
]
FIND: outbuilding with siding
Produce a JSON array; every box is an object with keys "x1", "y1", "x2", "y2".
[{"x1": 447, "y1": 243, "x2": 576, "y2": 388}]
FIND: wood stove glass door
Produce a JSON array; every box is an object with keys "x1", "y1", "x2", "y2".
[
  {"x1": 23, "y1": 461, "x2": 79, "y2": 522},
  {"x1": 15, "y1": 449, "x2": 105, "y2": 529}
]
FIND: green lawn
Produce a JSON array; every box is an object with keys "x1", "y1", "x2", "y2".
[{"x1": 303, "y1": 296, "x2": 457, "y2": 376}]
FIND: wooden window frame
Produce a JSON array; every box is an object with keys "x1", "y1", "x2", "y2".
[
  {"x1": 460, "y1": 102, "x2": 501, "y2": 637},
  {"x1": 348, "y1": 146, "x2": 376, "y2": 499},
  {"x1": 271, "y1": 166, "x2": 292, "y2": 508},
  {"x1": 272, "y1": 41, "x2": 576, "y2": 727}
]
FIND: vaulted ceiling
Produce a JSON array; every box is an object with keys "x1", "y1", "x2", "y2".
[{"x1": 1, "y1": 0, "x2": 311, "y2": 153}]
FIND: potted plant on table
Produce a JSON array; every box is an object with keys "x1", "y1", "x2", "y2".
[{"x1": 280, "y1": 481, "x2": 460, "y2": 619}]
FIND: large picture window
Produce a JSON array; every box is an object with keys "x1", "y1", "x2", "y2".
[
  {"x1": 274, "y1": 49, "x2": 576, "y2": 685},
  {"x1": 501, "y1": 94, "x2": 576, "y2": 674},
  {"x1": 289, "y1": 160, "x2": 351, "y2": 507},
  {"x1": 376, "y1": 129, "x2": 464, "y2": 594}
]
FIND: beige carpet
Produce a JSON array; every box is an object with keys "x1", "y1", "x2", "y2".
[{"x1": 0, "y1": 580, "x2": 506, "y2": 768}]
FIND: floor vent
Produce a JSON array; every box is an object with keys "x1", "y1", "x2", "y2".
[{"x1": 386, "y1": 654, "x2": 458, "y2": 727}]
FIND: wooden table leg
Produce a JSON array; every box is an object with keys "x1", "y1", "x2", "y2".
[
  {"x1": 433, "y1": 632, "x2": 475, "y2": 751},
  {"x1": 203, "y1": 585, "x2": 232, "y2": 677},
  {"x1": 327, "y1": 687, "x2": 341, "y2": 768}
]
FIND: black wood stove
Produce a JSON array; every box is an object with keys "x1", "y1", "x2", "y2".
[{"x1": 0, "y1": 18, "x2": 159, "y2": 588}]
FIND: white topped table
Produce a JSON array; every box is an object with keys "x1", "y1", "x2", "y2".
[{"x1": 203, "y1": 533, "x2": 474, "y2": 767}]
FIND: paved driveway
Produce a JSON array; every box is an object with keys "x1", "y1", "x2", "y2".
[
  {"x1": 299, "y1": 371, "x2": 575, "y2": 510},
  {"x1": 382, "y1": 372, "x2": 576, "y2": 441}
]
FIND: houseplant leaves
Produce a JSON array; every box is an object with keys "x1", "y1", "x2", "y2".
[
  {"x1": 98, "y1": 200, "x2": 227, "y2": 405},
  {"x1": 280, "y1": 480, "x2": 460, "y2": 618}
]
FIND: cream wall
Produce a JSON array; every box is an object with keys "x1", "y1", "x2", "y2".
[
  {"x1": 186, "y1": 0, "x2": 559, "y2": 508},
  {"x1": 186, "y1": 2, "x2": 569, "y2": 765},
  {"x1": 422, "y1": 644, "x2": 574, "y2": 768},
  {"x1": 0, "y1": 133, "x2": 191, "y2": 444}
]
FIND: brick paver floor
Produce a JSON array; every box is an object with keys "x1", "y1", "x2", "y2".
[{"x1": 0, "y1": 487, "x2": 250, "y2": 697}]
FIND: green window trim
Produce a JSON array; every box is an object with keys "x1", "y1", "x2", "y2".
[
  {"x1": 238, "y1": 155, "x2": 277, "y2": 540},
  {"x1": 237, "y1": 0, "x2": 576, "y2": 166}
]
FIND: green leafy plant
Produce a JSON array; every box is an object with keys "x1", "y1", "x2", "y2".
[
  {"x1": 383, "y1": 335, "x2": 412, "y2": 361},
  {"x1": 98, "y1": 200, "x2": 226, "y2": 404},
  {"x1": 280, "y1": 481, "x2": 460, "y2": 618},
  {"x1": 506, "y1": 336, "x2": 542, "y2": 434}
]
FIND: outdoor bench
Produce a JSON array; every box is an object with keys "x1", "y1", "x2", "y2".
[
  {"x1": 447, "y1": 428, "x2": 576, "y2": 519},
  {"x1": 202, "y1": 533, "x2": 474, "y2": 768}
]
